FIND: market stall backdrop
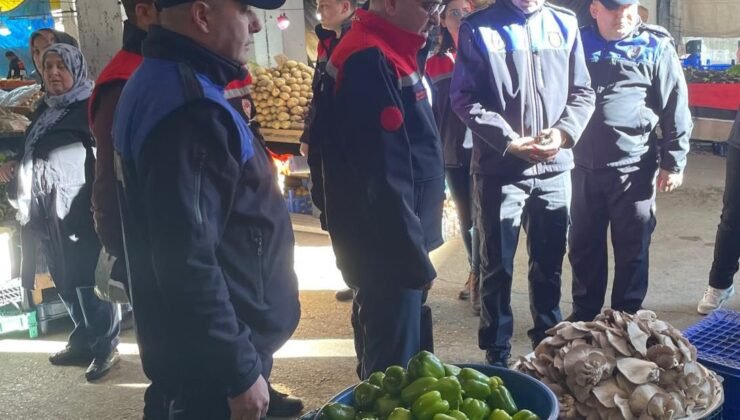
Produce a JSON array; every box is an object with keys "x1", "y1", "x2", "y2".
[{"x1": 0, "y1": 0, "x2": 54, "y2": 75}]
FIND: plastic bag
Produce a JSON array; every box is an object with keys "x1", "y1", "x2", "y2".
[{"x1": 94, "y1": 249, "x2": 130, "y2": 304}]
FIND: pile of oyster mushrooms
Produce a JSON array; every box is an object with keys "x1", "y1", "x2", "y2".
[{"x1": 517, "y1": 310, "x2": 723, "y2": 420}]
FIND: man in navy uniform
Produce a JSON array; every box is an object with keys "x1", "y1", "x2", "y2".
[
  {"x1": 112, "y1": 0, "x2": 300, "y2": 417},
  {"x1": 313, "y1": 0, "x2": 446, "y2": 378},
  {"x1": 569, "y1": 0, "x2": 691, "y2": 322},
  {"x1": 450, "y1": 0, "x2": 595, "y2": 367}
]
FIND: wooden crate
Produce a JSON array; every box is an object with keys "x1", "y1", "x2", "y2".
[{"x1": 260, "y1": 128, "x2": 303, "y2": 144}]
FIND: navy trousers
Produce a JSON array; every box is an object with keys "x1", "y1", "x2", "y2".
[
  {"x1": 58, "y1": 286, "x2": 120, "y2": 359},
  {"x1": 351, "y1": 286, "x2": 433, "y2": 380},
  {"x1": 475, "y1": 172, "x2": 570, "y2": 359},
  {"x1": 569, "y1": 165, "x2": 657, "y2": 321}
]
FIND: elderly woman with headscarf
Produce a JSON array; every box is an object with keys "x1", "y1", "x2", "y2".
[
  {"x1": 12, "y1": 44, "x2": 121, "y2": 381},
  {"x1": 0, "y1": 29, "x2": 79, "y2": 182}
]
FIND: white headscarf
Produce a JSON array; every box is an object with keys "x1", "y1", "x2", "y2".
[{"x1": 15, "y1": 44, "x2": 94, "y2": 225}]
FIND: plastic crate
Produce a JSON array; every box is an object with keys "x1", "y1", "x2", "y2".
[
  {"x1": 684, "y1": 310, "x2": 740, "y2": 419},
  {"x1": 0, "y1": 310, "x2": 37, "y2": 338},
  {"x1": 0, "y1": 278, "x2": 22, "y2": 307}
]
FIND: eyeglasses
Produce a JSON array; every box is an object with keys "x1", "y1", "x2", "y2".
[
  {"x1": 446, "y1": 8, "x2": 471, "y2": 19},
  {"x1": 421, "y1": 1, "x2": 446, "y2": 16}
]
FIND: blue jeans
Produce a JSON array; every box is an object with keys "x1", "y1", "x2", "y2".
[{"x1": 475, "y1": 172, "x2": 570, "y2": 358}]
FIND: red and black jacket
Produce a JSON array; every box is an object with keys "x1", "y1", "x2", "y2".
[
  {"x1": 300, "y1": 19, "x2": 353, "y2": 145},
  {"x1": 426, "y1": 51, "x2": 471, "y2": 168},
  {"x1": 314, "y1": 9, "x2": 445, "y2": 289}
]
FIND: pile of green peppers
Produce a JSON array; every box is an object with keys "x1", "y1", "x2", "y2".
[{"x1": 318, "y1": 351, "x2": 542, "y2": 420}]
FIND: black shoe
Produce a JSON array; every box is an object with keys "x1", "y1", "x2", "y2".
[
  {"x1": 49, "y1": 346, "x2": 94, "y2": 367},
  {"x1": 335, "y1": 288, "x2": 354, "y2": 302},
  {"x1": 85, "y1": 350, "x2": 120, "y2": 381},
  {"x1": 485, "y1": 351, "x2": 510, "y2": 369},
  {"x1": 267, "y1": 386, "x2": 304, "y2": 417}
]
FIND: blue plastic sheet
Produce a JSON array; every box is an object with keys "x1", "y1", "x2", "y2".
[{"x1": 0, "y1": 0, "x2": 53, "y2": 77}]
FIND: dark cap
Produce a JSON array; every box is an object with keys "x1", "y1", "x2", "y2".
[
  {"x1": 157, "y1": 0, "x2": 286, "y2": 10},
  {"x1": 598, "y1": 0, "x2": 639, "y2": 10}
]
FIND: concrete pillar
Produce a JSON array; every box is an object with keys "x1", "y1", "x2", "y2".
[
  {"x1": 61, "y1": 3, "x2": 80, "y2": 41},
  {"x1": 75, "y1": 0, "x2": 123, "y2": 77}
]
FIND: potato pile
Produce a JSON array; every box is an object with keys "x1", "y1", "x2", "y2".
[{"x1": 252, "y1": 60, "x2": 314, "y2": 130}]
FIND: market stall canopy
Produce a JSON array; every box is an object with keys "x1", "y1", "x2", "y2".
[{"x1": 675, "y1": 0, "x2": 740, "y2": 38}]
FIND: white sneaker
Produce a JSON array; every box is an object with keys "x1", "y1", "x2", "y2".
[{"x1": 697, "y1": 285, "x2": 736, "y2": 315}]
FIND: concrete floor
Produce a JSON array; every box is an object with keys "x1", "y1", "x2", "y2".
[{"x1": 0, "y1": 150, "x2": 737, "y2": 419}]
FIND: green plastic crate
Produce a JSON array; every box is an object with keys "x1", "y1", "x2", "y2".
[{"x1": 0, "y1": 310, "x2": 37, "y2": 338}]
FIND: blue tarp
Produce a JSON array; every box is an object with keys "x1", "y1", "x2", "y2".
[{"x1": 0, "y1": 0, "x2": 54, "y2": 77}]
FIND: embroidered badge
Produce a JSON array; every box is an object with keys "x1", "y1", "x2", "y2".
[
  {"x1": 380, "y1": 106, "x2": 404, "y2": 131},
  {"x1": 548, "y1": 31, "x2": 564, "y2": 48}
]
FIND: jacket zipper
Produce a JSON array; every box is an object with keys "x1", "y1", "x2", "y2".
[
  {"x1": 193, "y1": 151, "x2": 205, "y2": 225},
  {"x1": 525, "y1": 22, "x2": 542, "y2": 137}
]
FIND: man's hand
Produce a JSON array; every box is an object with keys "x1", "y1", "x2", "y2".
[
  {"x1": 0, "y1": 160, "x2": 19, "y2": 184},
  {"x1": 530, "y1": 128, "x2": 568, "y2": 161},
  {"x1": 506, "y1": 137, "x2": 538, "y2": 163},
  {"x1": 657, "y1": 169, "x2": 683, "y2": 193},
  {"x1": 299, "y1": 142, "x2": 309, "y2": 157},
  {"x1": 229, "y1": 375, "x2": 270, "y2": 420}
]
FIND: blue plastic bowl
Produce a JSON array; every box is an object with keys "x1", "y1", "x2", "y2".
[{"x1": 317, "y1": 364, "x2": 558, "y2": 420}]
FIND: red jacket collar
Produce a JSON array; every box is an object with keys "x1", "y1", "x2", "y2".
[{"x1": 353, "y1": 9, "x2": 426, "y2": 74}]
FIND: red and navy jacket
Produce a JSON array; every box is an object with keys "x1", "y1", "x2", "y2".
[
  {"x1": 315, "y1": 9, "x2": 445, "y2": 289},
  {"x1": 426, "y1": 51, "x2": 471, "y2": 168},
  {"x1": 300, "y1": 19, "x2": 353, "y2": 145}
]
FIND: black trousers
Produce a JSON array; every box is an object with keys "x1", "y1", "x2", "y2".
[
  {"x1": 446, "y1": 167, "x2": 480, "y2": 274},
  {"x1": 475, "y1": 172, "x2": 570, "y2": 358},
  {"x1": 709, "y1": 143, "x2": 740, "y2": 289},
  {"x1": 58, "y1": 286, "x2": 120, "y2": 358},
  {"x1": 569, "y1": 165, "x2": 657, "y2": 321},
  {"x1": 351, "y1": 285, "x2": 433, "y2": 380}
]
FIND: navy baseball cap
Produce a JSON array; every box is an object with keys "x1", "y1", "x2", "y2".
[
  {"x1": 598, "y1": 0, "x2": 639, "y2": 10},
  {"x1": 157, "y1": 0, "x2": 286, "y2": 10}
]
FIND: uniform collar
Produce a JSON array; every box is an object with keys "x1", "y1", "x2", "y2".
[
  {"x1": 353, "y1": 9, "x2": 426, "y2": 71},
  {"x1": 501, "y1": 0, "x2": 543, "y2": 20},
  {"x1": 143, "y1": 25, "x2": 246, "y2": 87},
  {"x1": 122, "y1": 20, "x2": 148, "y2": 55},
  {"x1": 315, "y1": 14, "x2": 354, "y2": 40}
]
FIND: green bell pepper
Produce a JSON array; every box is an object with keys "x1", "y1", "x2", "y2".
[
  {"x1": 511, "y1": 410, "x2": 539, "y2": 420},
  {"x1": 355, "y1": 412, "x2": 379, "y2": 420},
  {"x1": 319, "y1": 403, "x2": 356, "y2": 420},
  {"x1": 411, "y1": 391, "x2": 451, "y2": 420},
  {"x1": 354, "y1": 382, "x2": 383, "y2": 411},
  {"x1": 400, "y1": 376, "x2": 438, "y2": 406},
  {"x1": 444, "y1": 364, "x2": 462, "y2": 377},
  {"x1": 387, "y1": 408, "x2": 413, "y2": 420},
  {"x1": 487, "y1": 377, "x2": 517, "y2": 415},
  {"x1": 407, "y1": 351, "x2": 446, "y2": 380},
  {"x1": 429, "y1": 376, "x2": 463, "y2": 410},
  {"x1": 459, "y1": 369, "x2": 491, "y2": 400},
  {"x1": 460, "y1": 398, "x2": 491, "y2": 420},
  {"x1": 374, "y1": 394, "x2": 402, "y2": 419},
  {"x1": 433, "y1": 414, "x2": 460, "y2": 420},
  {"x1": 488, "y1": 409, "x2": 513, "y2": 420},
  {"x1": 369, "y1": 372, "x2": 386, "y2": 388},
  {"x1": 448, "y1": 410, "x2": 470, "y2": 420},
  {"x1": 383, "y1": 366, "x2": 410, "y2": 396}
]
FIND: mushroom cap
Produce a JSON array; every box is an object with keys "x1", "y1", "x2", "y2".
[
  {"x1": 629, "y1": 384, "x2": 663, "y2": 415},
  {"x1": 628, "y1": 321, "x2": 650, "y2": 357},
  {"x1": 617, "y1": 358, "x2": 660, "y2": 385}
]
